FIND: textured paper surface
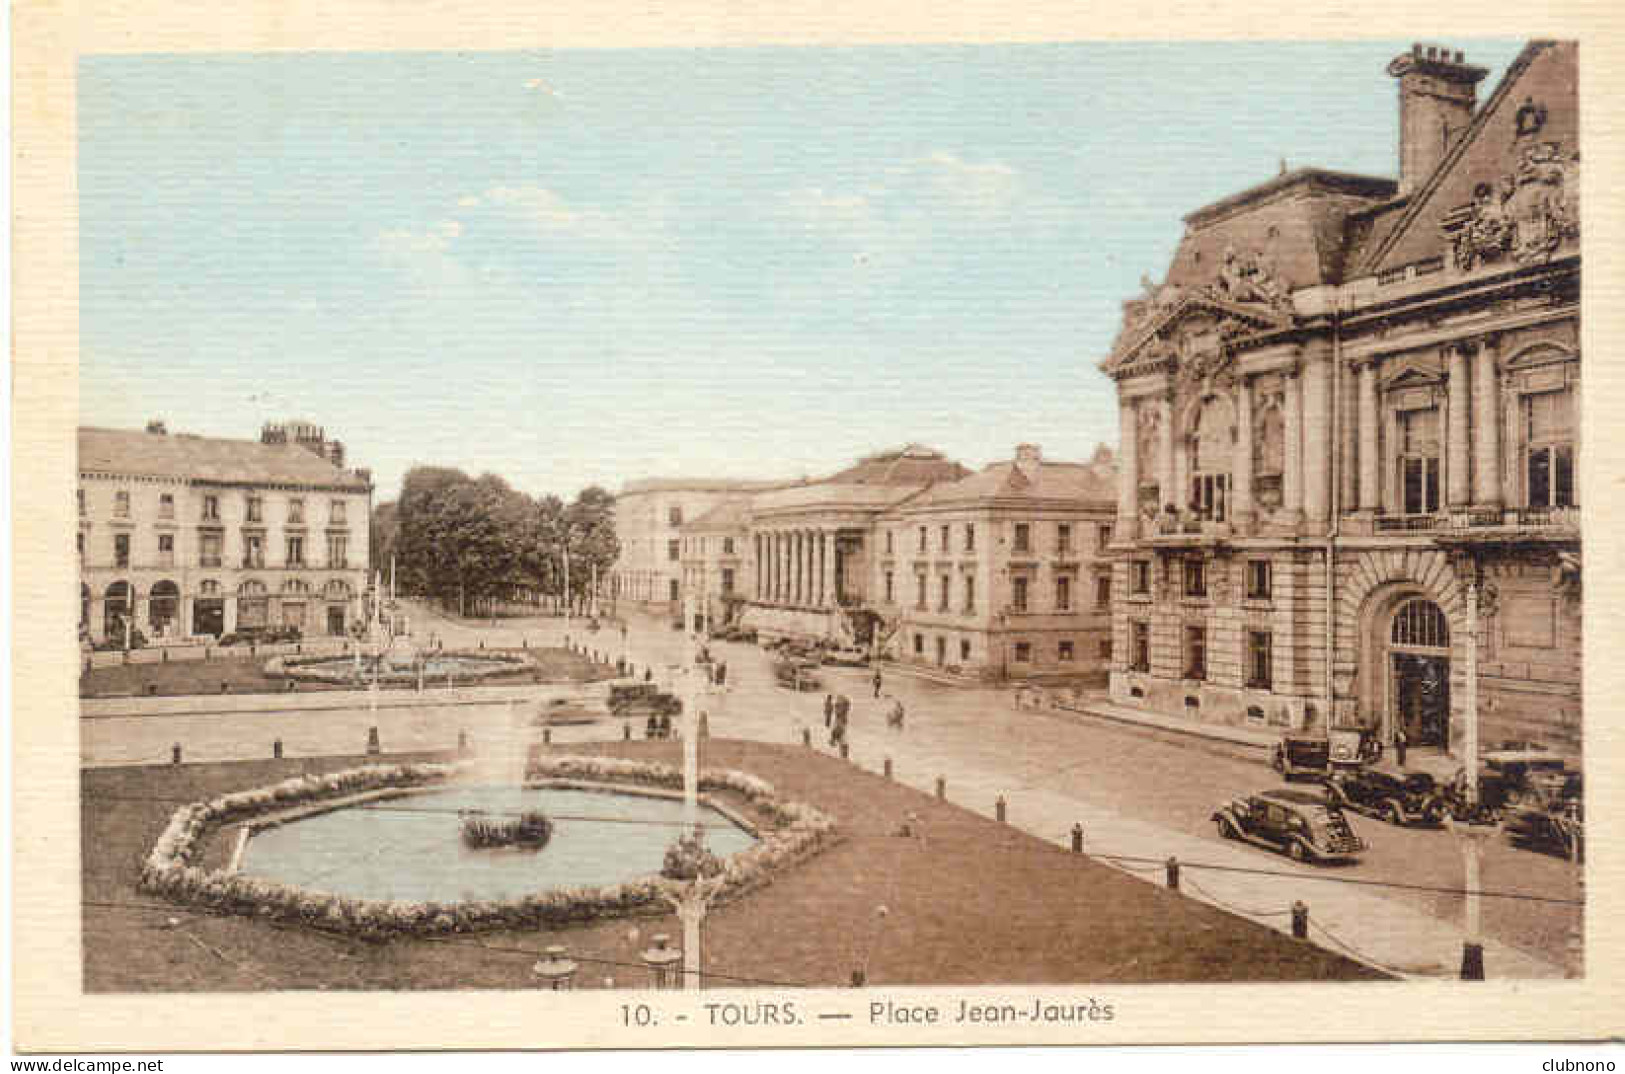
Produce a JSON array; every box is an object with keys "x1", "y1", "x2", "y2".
[{"x1": 12, "y1": 0, "x2": 1625, "y2": 1051}]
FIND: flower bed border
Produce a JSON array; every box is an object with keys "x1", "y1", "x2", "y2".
[
  {"x1": 267, "y1": 648, "x2": 536, "y2": 686},
  {"x1": 139, "y1": 757, "x2": 838, "y2": 940}
]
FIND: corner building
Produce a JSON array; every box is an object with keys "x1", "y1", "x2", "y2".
[{"x1": 1104, "y1": 42, "x2": 1580, "y2": 762}]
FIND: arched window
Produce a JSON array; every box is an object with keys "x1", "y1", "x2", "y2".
[
  {"x1": 1190, "y1": 397, "x2": 1234, "y2": 521},
  {"x1": 148, "y1": 580, "x2": 180, "y2": 633},
  {"x1": 198, "y1": 579, "x2": 221, "y2": 597},
  {"x1": 1392, "y1": 599, "x2": 1449, "y2": 649},
  {"x1": 104, "y1": 581, "x2": 133, "y2": 638},
  {"x1": 323, "y1": 579, "x2": 352, "y2": 601},
  {"x1": 282, "y1": 578, "x2": 311, "y2": 594},
  {"x1": 238, "y1": 579, "x2": 268, "y2": 629}
]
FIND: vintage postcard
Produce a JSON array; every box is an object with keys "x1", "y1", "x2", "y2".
[{"x1": 10, "y1": 0, "x2": 1625, "y2": 1056}]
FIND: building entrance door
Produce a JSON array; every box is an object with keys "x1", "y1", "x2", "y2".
[
  {"x1": 194, "y1": 598, "x2": 224, "y2": 637},
  {"x1": 327, "y1": 606, "x2": 347, "y2": 636},
  {"x1": 935, "y1": 636, "x2": 946, "y2": 666},
  {"x1": 1392, "y1": 652, "x2": 1450, "y2": 747}
]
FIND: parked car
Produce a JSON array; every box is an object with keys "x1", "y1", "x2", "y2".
[
  {"x1": 1270, "y1": 728, "x2": 1381, "y2": 780},
  {"x1": 1325, "y1": 768, "x2": 1445, "y2": 826},
  {"x1": 773, "y1": 657, "x2": 823, "y2": 692},
  {"x1": 1504, "y1": 771, "x2": 1584, "y2": 860},
  {"x1": 1211, "y1": 789, "x2": 1366, "y2": 863},
  {"x1": 820, "y1": 645, "x2": 869, "y2": 667}
]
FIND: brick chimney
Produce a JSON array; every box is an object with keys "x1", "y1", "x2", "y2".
[
  {"x1": 1014, "y1": 443, "x2": 1043, "y2": 479},
  {"x1": 1387, "y1": 44, "x2": 1489, "y2": 196}
]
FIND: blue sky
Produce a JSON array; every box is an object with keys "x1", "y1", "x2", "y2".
[{"x1": 78, "y1": 40, "x2": 1525, "y2": 502}]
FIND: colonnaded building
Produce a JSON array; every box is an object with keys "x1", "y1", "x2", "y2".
[
  {"x1": 78, "y1": 420, "x2": 374, "y2": 644},
  {"x1": 1104, "y1": 41, "x2": 1579, "y2": 761},
  {"x1": 671, "y1": 443, "x2": 1119, "y2": 682}
]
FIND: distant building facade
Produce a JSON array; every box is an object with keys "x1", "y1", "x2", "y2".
[
  {"x1": 678, "y1": 498, "x2": 752, "y2": 631},
  {"x1": 78, "y1": 421, "x2": 374, "y2": 643},
  {"x1": 611, "y1": 478, "x2": 790, "y2": 613},
  {"x1": 873, "y1": 444, "x2": 1118, "y2": 681},
  {"x1": 1103, "y1": 42, "x2": 1580, "y2": 759}
]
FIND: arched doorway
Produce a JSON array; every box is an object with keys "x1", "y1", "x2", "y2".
[
  {"x1": 104, "y1": 581, "x2": 133, "y2": 640},
  {"x1": 1388, "y1": 598, "x2": 1451, "y2": 749},
  {"x1": 149, "y1": 580, "x2": 180, "y2": 635},
  {"x1": 194, "y1": 580, "x2": 224, "y2": 637}
]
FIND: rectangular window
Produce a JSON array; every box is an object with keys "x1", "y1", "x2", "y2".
[
  {"x1": 669, "y1": 505, "x2": 683, "y2": 526},
  {"x1": 286, "y1": 535, "x2": 305, "y2": 567},
  {"x1": 964, "y1": 575, "x2": 976, "y2": 613},
  {"x1": 1099, "y1": 523, "x2": 1114, "y2": 548},
  {"x1": 1398, "y1": 407, "x2": 1441, "y2": 515},
  {"x1": 721, "y1": 568, "x2": 735, "y2": 595},
  {"x1": 331, "y1": 500, "x2": 347, "y2": 524},
  {"x1": 1012, "y1": 576, "x2": 1029, "y2": 612},
  {"x1": 76, "y1": 531, "x2": 85, "y2": 558},
  {"x1": 1014, "y1": 641, "x2": 1032, "y2": 663},
  {"x1": 202, "y1": 495, "x2": 219, "y2": 521},
  {"x1": 113, "y1": 533, "x2": 130, "y2": 568},
  {"x1": 1130, "y1": 560, "x2": 1151, "y2": 595},
  {"x1": 114, "y1": 490, "x2": 130, "y2": 518},
  {"x1": 1185, "y1": 624, "x2": 1207, "y2": 681},
  {"x1": 960, "y1": 639, "x2": 971, "y2": 662},
  {"x1": 1247, "y1": 630, "x2": 1273, "y2": 689},
  {"x1": 940, "y1": 525, "x2": 950, "y2": 552},
  {"x1": 917, "y1": 526, "x2": 927, "y2": 553},
  {"x1": 200, "y1": 533, "x2": 222, "y2": 567},
  {"x1": 1246, "y1": 560, "x2": 1272, "y2": 600},
  {"x1": 1013, "y1": 523, "x2": 1031, "y2": 553},
  {"x1": 938, "y1": 574, "x2": 951, "y2": 612},
  {"x1": 964, "y1": 523, "x2": 975, "y2": 551},
  {"x1": 288, "y1": 499, "x2": 304, "y2": 524},
  {"x1": 244, "y1": 533, "x2": 265, "y2": 568},
  {"x1": 723, "y1": 537, "x2": 734, "y2": 555},
  {"x1": 1059, "y1": 640, "x2": 1075, "y2": 662},
  {"x1": 1130, "y1": 621, "x2": 1150, "y2": 671},
  {"x1": 885, "y1": 571, "x2": 895, "y2": 603},
  {"x1": 913, "y1": 633, "x2": 924, "y2": 655},
  {"x1": 886, "y1": 530, "x2": 894, "y2": 554},
  {"x1": 1096, "y1": 574, "x2": 1112, "y2": 609},
  {"x1": 327, "y1": 533, "x2": 348, "y2": 569},
  {"x1": 158, "y1": 533, "x2": 174, "y2": 567},
  {"x1": 1525, "y1": 390, "x2": 1576, "y2": 508},
  {"x1": 1190, "y1": 473, "x2": 1228, "y2": 522},
  {"x1": 668, "y1": 540, "x2": 680, "y2": 562},
  {"x1": 158, "y1": 493, "x2": 175, "y2": 519},
  {"x1": 915, "y1": 575, "x2": 927, "y2": 610},
  {"x1": 77, "y1": 489, "x2": 85, "y2": 516},
  {"x1": 1057, "y1": 523, "x2": 1072, "y2": 552},
  {"x1": 1099, "y1": 638, "x2": 1113, "y2": 660},
  {"x1": 246, "y1": 496, "x2": 263, "y2": 523},
  {"x1": 1055, "y1": 575, "x2": 1072, "y2": 612},
  {"x1": 1184, "y1": 558, "x2": 1207, "y2": 598}
]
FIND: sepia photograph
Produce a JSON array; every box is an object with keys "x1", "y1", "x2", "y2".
[{"x1": 9, "y1": 1, "x2": 1622, "y2": 1057}]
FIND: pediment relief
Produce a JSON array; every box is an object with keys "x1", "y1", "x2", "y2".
[
  {"x1": 1107, "y1": 288, "x2": 1292, "y2": 377},
  {"x1": 1442, "y1": 138, "x2": 1579, "y2": 272},
  {"x1": 1503, "y1": 341, "x2": 1577, "y2": 370},
  {"x1": 1379, "y1": 362, "x2": 1443, "y2": 393}
]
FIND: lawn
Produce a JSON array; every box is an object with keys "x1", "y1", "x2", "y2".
[
  {"x1": 80, "y1": 647, "x2": 615, "y2": 699},
  {"x1": 81, "y1": 740, "x2": 1384, "y2": 990}
]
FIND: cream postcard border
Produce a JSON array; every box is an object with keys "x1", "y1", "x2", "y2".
[{"x1": 12, "y1": 0, "x2": 1625, "y2": 1051}]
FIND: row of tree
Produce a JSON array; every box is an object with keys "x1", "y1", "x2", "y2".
[{"x1": 371, "y1": 467, "x2": 619, "y2": 618}]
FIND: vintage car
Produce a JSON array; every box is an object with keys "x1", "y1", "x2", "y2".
[
  {"x1": 1324, "y1": 768, "x2": 1445, "y2": 826},
  {"x1": 1270, "y1": 727, "x2": 1381, "y2": 780},
  {"x1": 1211, "y1": 789, "x2": 1366, "y2": 863},
  {"x1": 820, "y1": 645, "x2": 870, "y2": 667},
  {"x1": 1504, "y1": 771, "x2": 1584, "y2": 860},
  {"x1": 773, "y1": 657, "x2": 823, "y2": 692}
]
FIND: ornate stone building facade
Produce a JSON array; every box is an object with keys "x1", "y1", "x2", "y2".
[
  {"x1": 871, "y1": 444, "x2": 1118, "y2": 681},
  {"x1": 610, "y1": 478, "x2": 789, "y2": 613},
  {"x1": 1104, "y1": 42, "x2": 1580, "y2": 760},
  {"x1": 78, "y1": 422, "x2": 373, "y2": 643}
]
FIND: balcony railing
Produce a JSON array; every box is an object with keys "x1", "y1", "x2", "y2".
[{"x1": 1373, "y1": 507, "x2": 1577, "y2": 533}]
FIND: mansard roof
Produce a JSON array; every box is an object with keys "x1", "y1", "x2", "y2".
[
  {"x1": 899, "y1": 456, "x2": 1117, "y2": 511},
  {"x1": 78, "y1": 426, "x2": 371, "y2": 490}
]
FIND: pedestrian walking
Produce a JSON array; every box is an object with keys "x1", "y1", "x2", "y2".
[
  {"x1": 872, "y1": 669, "x2": 883, "y2": 699},
  {"x1": 887, "y1": 698, "x2": 906, "y2": 732},
  {"x1": 1395, "y1": 726, "x2": 1409, "y2": 768},
  {"x1": 715, "y1": 661, "x2": 728, "y2": 687},
  {"x1": 824, "y1": 693, "x2": 835, "y2": 728}
]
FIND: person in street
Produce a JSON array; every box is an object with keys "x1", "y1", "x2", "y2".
[
  {"x1": 888, "y1": 697, "x2": 906, "y2": 731},
  {"x1": 872, "y1": 669, "x2": 883, "y2": 698},
  {"x1": 1395, "y1": 725, "x2": 1409, "y2": 768},
  {"x1": 645, "y1": 713, "x2": 659, "y2": 740},
  {"x1": 715, "y1": 661, "x2": 727, "y2": 687},
  {"x1": 824, "y1": 693, "x2": 835, "y2": 728}
]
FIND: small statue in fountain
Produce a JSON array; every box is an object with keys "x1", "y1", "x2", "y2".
[{"x1": 460, "y1": 808, "x2": 554, "y2": 850}]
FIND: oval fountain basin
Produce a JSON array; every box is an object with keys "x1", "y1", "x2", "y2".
[
  {"x1": 293, "y1": 654, "x2": 517, "y2": 682},
  {"x1": 237, "y1": 785, "x2": 756, "y2": 902}
]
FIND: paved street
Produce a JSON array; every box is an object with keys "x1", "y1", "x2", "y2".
[{"x1": 83, "y1": 598, "x2": 1580, "y2": 980}]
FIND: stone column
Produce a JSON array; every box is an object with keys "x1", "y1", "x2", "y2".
[
  {"x1": 1173, "y1": 430, "x2": 1189, "y2": 515},
  {"x1": 822, "y1": 531, "x2": 835, "y2": 607},
  {"x1": 1447, "y1": 343, "x2": 1471, "y2": 508},
  {"x1": 1358, "y1": 360, "x2": 1381, "y2": 512},
  {"x1": 1283, "y1": 369, "x2": 1303, "y2": 522},
  {"x1": 1302, "y1": 355, "x2": 1331, "y2": 526},
  {"x1": 224, "y1": 595, "x2": 239, "y2": 634},
  {"x1": 1233, "y1": 377, "x2": 1254, "y2": 528},
  {"x1": 1340, "y1": 362, "x2": 1359, "y2": 513},
  {"x1": 795, "y1": 531, "x2": 805, "y2": 605},
  {"x1": 1117, "y1": 398, "x2": 1140, "y2": 535},
  {"x1": 1158, "y1": 395, "x2": 1176, "y2": 511},
  {"x1": 1472, "y1": 338, "x2": 1503, "y2": 511}
]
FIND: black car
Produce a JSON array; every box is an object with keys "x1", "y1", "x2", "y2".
[
  {"x1": 1211, "y1": 789, "x2": 1365, "y2": 863},
  {"x1": 1325, "y1": 768, "x2": 1445, "y2": 826}
]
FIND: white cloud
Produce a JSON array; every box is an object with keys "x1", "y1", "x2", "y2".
[
  {"x1": 373, "y1": 219, "x2": 469, "y2": 286},
  {"x1": 480, "y1": 185, "x2": 581, "y2": 228},
  {"x1": 780, "y1": 187, "x2": 873, "y2": 227},
  {"x1": 895, "y1": 150, "x2": 1021, "y2": 216}
]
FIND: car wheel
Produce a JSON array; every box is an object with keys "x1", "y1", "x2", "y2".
[
  {"x1": 1215, "y1": 817, "x2": 1236, "y2": 840},
  {"x1": 1288, "y1": 840, "x2": 1308, "y2": 863},
  {"x1": 1385, "y1": 802, "x2": 1404, "y2": 825}
]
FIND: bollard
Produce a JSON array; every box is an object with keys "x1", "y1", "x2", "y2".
[
  {"x1": 996, "y1": 795, "x2": 1007, "y2": 823},
  {"x1": 147, "y1": 684, "x2": 158, "y2": 696},
  {"x1": 250, "y1": 643, "x2": 256, "y2": 656},
  {"x1": 1291, "y1": 900, "x2": 1308, "y2": 940},
  {"x1": 698, "y1": 713, "x2": 710, "y2": 739},
  {"x1": 935, "y1": 776, "x2": 946, "y2": 800},
  {"x1": 623, "y1": 722, "x2": 632, "y2": 741},
  {"x1": 850, "y1": 969, "x2": 866, "y2": 987},
  {"x1": 1461, "y1": 943, "x2": 1485, "y2": 981},
  {"x1": 522, "y1": 638, "x2": 528, "y2": 649},
  {"x1": 543, "y1": 728, "x2": 552, "y2": 745},
  {"x1": 220, "y1": 682, "x2": 230, "y2": 694},
  {"x1": 1071, "y1": 823, "x2": 1084, "y2": 854},
  {"x1": 458, "y1": 730, "x2": 469, "y2": 755},
  {"x1": 171, "y1": 743, "x2": 182, "y2": 765},
  {"x1": 296, "y1": 644, "x2": 301, "y2": 654},
  {"x1": 367, "y1": 726, "x2": 381, "y2": 755},
  {"x1": 533, "y1": 944, "x2": 579, "y2": 991},
  {"x1": 1165, "y1": 856, "x2": 1180, "y2": 891},
  {"x1": 884, "y1": 757, "x2": 893, "y2": 780},
  {"x1": 840, "y1": 742, "x2": 850, "y2": 761},
  {"x1": 803, "y1": 728, "x2": 812, "y2": 748},
  {"x1": 273, "y1": 739, "x2": 283, "y2": 759},
  {"x1": 287, "y1": 679, "x2": 297, "y2": 692},
  {"x1": 162, "y1": 649, "x2": 169, "y2": 663}
]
